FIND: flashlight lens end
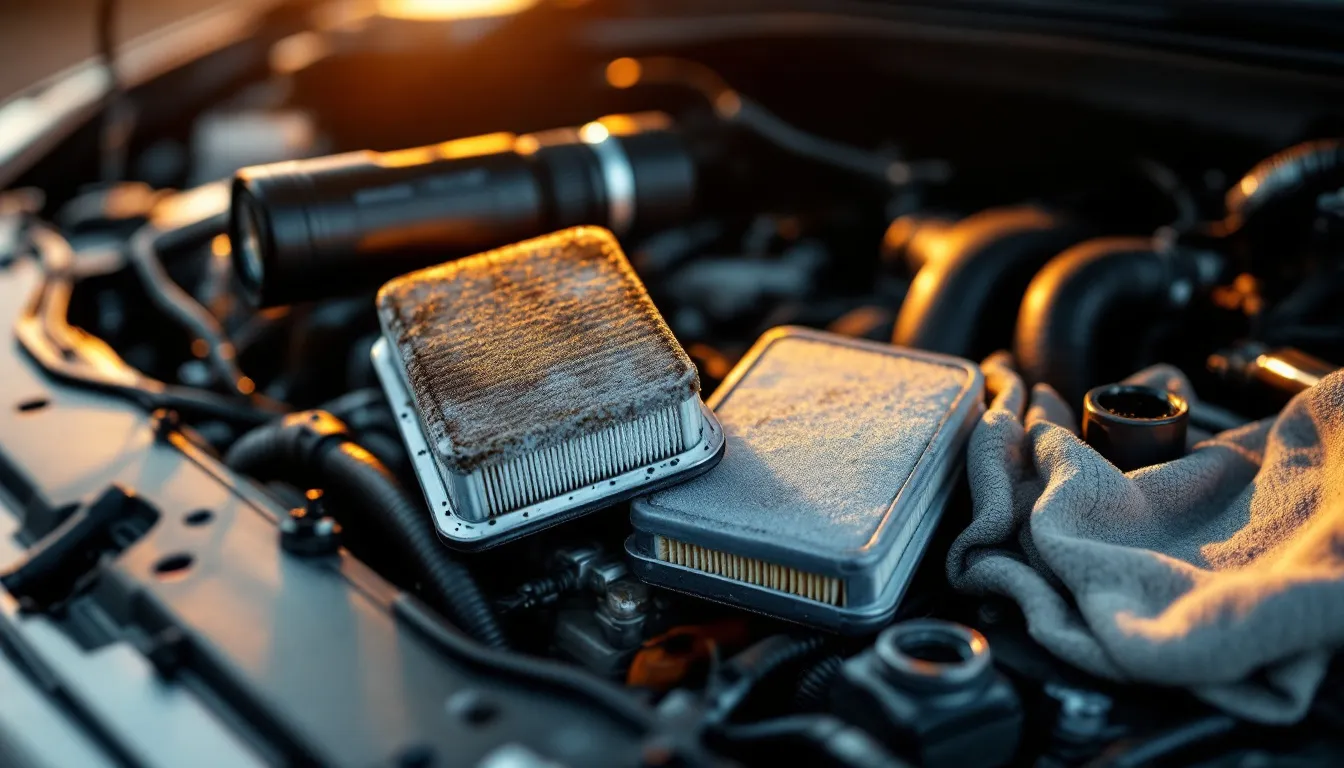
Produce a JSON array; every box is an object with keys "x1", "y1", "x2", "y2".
[{"x1": 231, "y1": 188, "x2": 268, "y2": 301}]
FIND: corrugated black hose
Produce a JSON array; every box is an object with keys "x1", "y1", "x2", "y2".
[
  {"x1": 705, "y1": 633, "x2": 829, "y2": 724},
  {"x1": 793, "y1": 654, "x2": 844, "y2": 712},
  {"x1": 225, "y1": 411, "x2": 507, "y2": 649}
]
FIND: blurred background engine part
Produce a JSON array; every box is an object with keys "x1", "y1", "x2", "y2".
[
  {"x1": 830, "y1": 620, "x2": 1021, "y2": 768},
  {"x1": 889, "y1": 205, "x2": 1085, "y2": 360},
  {"x1": 1208, "y1": 341, "x2": 1339, "y2": 404},
  {"x1": 1007, "y1": 137, "x2": 1344, "y2": 412}
]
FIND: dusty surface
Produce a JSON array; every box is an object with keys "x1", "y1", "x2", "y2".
[
  {"x1": 378, "y1": 227, "x2": 699, "y2": 474},
  {"x1": 635, "y1": 331, "x2": 975, "y2": 556}
]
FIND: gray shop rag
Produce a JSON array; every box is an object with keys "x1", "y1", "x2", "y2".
[{"x1": 947, "y1": 352, "x2": 1344, "y2": 724}]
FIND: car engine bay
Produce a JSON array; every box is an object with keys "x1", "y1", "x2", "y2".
[{"x1": 2, "y1": 1, "x2": 1344, "y2": 766}]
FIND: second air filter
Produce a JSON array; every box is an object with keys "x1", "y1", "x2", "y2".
[{"x1": 627, "y1": 327, "x2": 983, "y2": 633}]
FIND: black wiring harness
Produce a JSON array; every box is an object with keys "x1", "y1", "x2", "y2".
[{"x1": 16, "y1": 222, "x2": 278, "y2": 426}]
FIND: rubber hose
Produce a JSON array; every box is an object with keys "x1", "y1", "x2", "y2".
[
  {"x1": 1225, "y1": 139, "x2": 1344, "y2": 230},
  {"x1": 225, "y1": 413, "x2": 507, "y2": 649},
  {"x1": 793, "y1": 654, "x2": 844, "y2": 712},
  {"x1": 714, "y1": 715, "x2": 908, "y2": 768},
  {"x1": 1224, "y1": 139, "x2": 1344, "y2": 284},
  {"x1": 892, "y1": 206, "x2": 1082, "y2": 357},
  {"x1": 1014, "y1": 237, "x2": 1220, "y2": 407},
  {"x1": 708, "y1": 634, "x2": 828, "y2": 722},
  {"x1": 1084, "y1": 714, "x2": 1238, "y2": 768},
  {"x1": 318, "y1": 443, "x2": 507, "y2": 648}
]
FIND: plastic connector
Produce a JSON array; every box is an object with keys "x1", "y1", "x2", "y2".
[{"x1": 830, "y1": 620, "x2": 1021, "y2": 768}]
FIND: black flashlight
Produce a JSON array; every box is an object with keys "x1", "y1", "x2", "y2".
[{"x1": 229, "y1": 112, "x2": 695, "y2": 306}]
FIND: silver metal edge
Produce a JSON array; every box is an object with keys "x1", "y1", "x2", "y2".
[
  {"x1": 624, "y1": 457, "x2": 964, "y2": 635},
  {"x1": 372, "y1": 338, "x2": 724, "y2": 550},
  {"x1": 632, "y1": 324, "x2": 984, "y2": 587},
  {"x1": 583, "y1": 132, "x2": 637, "y2": 236}
]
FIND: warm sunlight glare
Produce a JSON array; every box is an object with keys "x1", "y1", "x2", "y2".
[{"x1": 378, "y1": 0, "x2": 539, "y2": 21}]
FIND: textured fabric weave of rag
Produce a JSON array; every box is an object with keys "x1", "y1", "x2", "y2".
[{"x1": 948, "y1": 352, "x2": 1344, "y2": 723}]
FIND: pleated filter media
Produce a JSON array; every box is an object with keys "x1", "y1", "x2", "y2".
[
  {"x1": 468, "y1": 398, "x2": 702, "y2": 518},
  {"x1": 373, "y1": 227, "x2": 724, "y2": 550},
  {"x1": 655, "y1": 536, "x2": 846, "y2": 606},
  {"x1": 627, "y1": 327, "x2": 983, "y2": 634}
]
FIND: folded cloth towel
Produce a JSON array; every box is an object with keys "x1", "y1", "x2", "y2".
[{"x1": 947, "y1": 352, "x2": 1344, "y2": 723}]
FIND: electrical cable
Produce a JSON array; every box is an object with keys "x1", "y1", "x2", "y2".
[
  {"x1": 793, "y1": 654, "x2": 844, "y2": 712},
  {"x1": 1083, "y1": 714, "x2": 1239, "y2": 768},
  {"x1": 703, "y1": 634, "x2": 829, "y2": 724},
  {"x1": 713, "y1": 714, "x2": 911, "y2": 768},
  {"x1": 128, "y1": 217, "x2": 256, "y2": 398},
  {"x1": 494, "y1": 572, "x2": 582, "y2": 616},
  {"x1": 1136, "y1": 158, "x2": 1199, "y2": 230},
  {"x1": 16, "y1": 223, "x2": 278, "y2": 427},
  {"x1": 605, "y1": 56, "x2": 950, "y2": 186}
]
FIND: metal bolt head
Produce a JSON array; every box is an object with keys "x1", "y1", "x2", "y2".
[
  {"x1": 603, "y1": 579, "x2": 649, "y2": 620},
  {"x1": 280, "y1": 490, "x2": 342, "y2": 557},
  {"x1": 1047, "y1": 684, "x2": 1111, "y2": 740}
]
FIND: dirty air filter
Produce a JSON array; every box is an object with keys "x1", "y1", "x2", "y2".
[
  {"x1": 373, "y1": 226, "x2": 724, "y2": 550},
  {"x1": 627, "y1": 327, "x2": 983, "y2": 633}
]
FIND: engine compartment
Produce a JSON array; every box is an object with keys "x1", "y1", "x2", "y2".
[{"x1": 3, "y1": 2, "x2": 1344, "y2": 766}]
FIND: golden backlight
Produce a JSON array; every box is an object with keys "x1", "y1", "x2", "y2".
[
  {"x1": 378, "y1": 0, "x2": 539, "y2": 21},
  {"x1": 578, "y1": 121, "x2": 609, "y2": 145},
  {"x1": 1257, "y1": 354, "x2": 1323, "y2": 389},
  {"x1": 606, "y1": 58, "x2": 642, "y2": 89},
  {"x1": 377, "y1": 132, "x2": 517, "y2": 167}
]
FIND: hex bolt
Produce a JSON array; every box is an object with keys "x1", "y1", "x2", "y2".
[
  {"x1": 280, "y1": 489, "x2": 342, "y2": 557},
  {"x1": 1047, "y1": 684, "x2": 1112, "y2": 742},
  {"x1": 603, "y1": 579, "x2": 650, "y2": 620}
]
